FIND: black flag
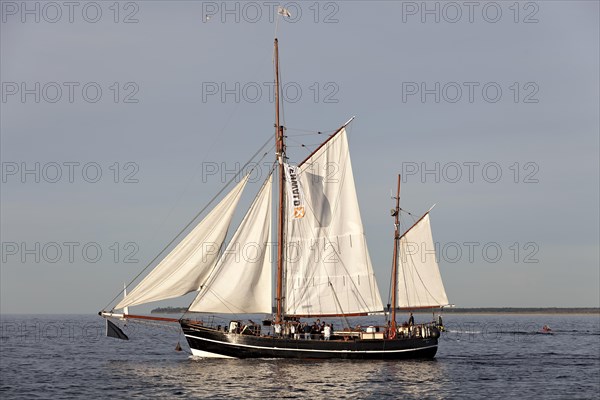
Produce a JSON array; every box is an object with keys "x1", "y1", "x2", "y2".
[{"x1": 106, "y1": 319, "x2": 129, "y2": 340}]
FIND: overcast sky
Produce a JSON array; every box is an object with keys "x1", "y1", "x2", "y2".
[{"x1": 1, "y1": 1, "x2": 598, "y2": 314}]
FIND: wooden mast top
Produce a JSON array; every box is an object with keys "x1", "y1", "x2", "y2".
[
  {"x1": 274, "y1": 38, "x2": 285, "y2": 325},
  {"x1": 390, "y1": 174, "x2": 401, "y2": 329}
]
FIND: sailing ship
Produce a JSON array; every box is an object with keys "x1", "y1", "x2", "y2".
[{"x1": 100, "y1": 37, "x2": 450, "y2": 359}]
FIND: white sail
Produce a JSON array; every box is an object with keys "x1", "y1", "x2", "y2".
[
  {"x1": 284, "y1": 128, "x2": 384, "y2": 316},
  {"x1": 116, "y1": 177, "x2": 249, "y2": 309},
  {"x1": 396, "y1": 213, "x2": 449, "y2": 309},
  {"x1": 188, "y1": 175, "x2": 273, "y2": 314}
]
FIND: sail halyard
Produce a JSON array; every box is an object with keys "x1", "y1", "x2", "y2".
[
  {"x1": 399, "y1": 206, "x2": 435, "y2": 241},
  {"x1": 298, "y1": 116, "x2": 355, "y2": 168},
  {"x1": 115, "y1": 176, "x2": 250, "y2": 310}
]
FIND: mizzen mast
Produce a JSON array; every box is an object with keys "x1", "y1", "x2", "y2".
[
  {"x1": 390, "y1": 174, "x2": 401, "y2": 330},
  {"x1": 274, "y1": 38, "x2": 285, "y2": 325}
]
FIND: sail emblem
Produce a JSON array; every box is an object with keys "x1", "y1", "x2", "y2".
[
  {"x1": 284, "y1": 163, "x2": 305, "y2": 219},
  {"x1": 293, "y1": 207, "x2": 305, "y2": 219}
]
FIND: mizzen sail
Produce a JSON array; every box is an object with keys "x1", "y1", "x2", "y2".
[
  {"x1": 188, "y1": 175, "x2": 273, "y2": 314},
  {"x1": 116, "y1": 177, "x2": 249, "y2": 309},
  {"x1": 396, "y1": 213, "x2": 449, "y2": 309},
  {"x1": 284, "y1": 127, "x2": 384, "y2": 316}
]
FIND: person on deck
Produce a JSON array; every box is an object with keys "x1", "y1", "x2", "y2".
[
  {"x1": 408, "y1": 313, "x2": 415, "y2": 326},
  {"x1": 304, "y1": 323, "x2": 312, "y2": 339},
  {"x1": 324, "y1": 324, "x2": 331, "y2": 340},
  {"x1": 311, "y1": 322, "x2": 319, "y2": 336}
]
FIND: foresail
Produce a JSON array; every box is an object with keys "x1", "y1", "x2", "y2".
[
  {"x1": 116, "y1": 177, "x2": 249, "y2": 309},
  {"x1": 188, "y1": 175, "x2": 273, "y2": 314},
  {"x1": 284, "y1": 127, "x2": 384, "y2": 316},
  {"x1": 396, "y1": 213, "x2": 449, "y2": 309}
]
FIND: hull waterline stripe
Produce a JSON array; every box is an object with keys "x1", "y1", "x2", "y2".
[
  {"x1": 190, "y1": 348, "x2": 235, "y2": 359},
  {"x1": 184, "y1": 334, "x2": 437, "y2": 354}
]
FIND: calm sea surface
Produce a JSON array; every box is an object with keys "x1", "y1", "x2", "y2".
[{"x1": 1, "y1": 313, "x2": 598, "y2": 399}]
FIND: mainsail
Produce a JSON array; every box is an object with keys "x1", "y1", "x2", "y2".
[
  {"x1": 116, "y1": 177, "x2": 249, "y2": 309},
  {"x1": 396, "y1": 213, "x2": 449, "y2": 309},
  {"x1": 188, "y1": 175, "x2": 273, "y2": 314},
  {"x1": 284, "y1": 128, "x2": 384, "y2": 316}
]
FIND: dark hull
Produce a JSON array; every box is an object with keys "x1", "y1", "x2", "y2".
[{"x1": 181, "y1": 321, "x2": 438, "y2": 360}]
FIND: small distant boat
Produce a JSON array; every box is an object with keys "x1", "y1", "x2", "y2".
[{"x1": 539, "y1": 325, "x2": 553, "y2": 334}]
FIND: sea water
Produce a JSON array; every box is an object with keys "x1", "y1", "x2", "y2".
[{"x1": 1, "y1": 314, "x2": 598, "y2": 399}]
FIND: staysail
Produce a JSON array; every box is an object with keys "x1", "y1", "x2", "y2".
[
  {"x1": 116, "y1": 177, "x2": 249, "y2": 309},
  {"x1": 188, "y1": 175, "x2": 273, "y2": 314},
  {"x1": 284, "y1": 127, "x2": 384, "y2": 316},
  {"x1": 396, "y1": 213, "x2": 449, "y2": 309}
]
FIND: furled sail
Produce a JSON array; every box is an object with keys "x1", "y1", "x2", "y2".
[
  {"x1": 396, "y1": 213, "x2": 449, "y2": 309},
  {"x1": 116, "y1": 177, "x2": 249, "y2": 309},
  {"x1": 188, "y1": 175, "x2": 273, "y2": 314},
  {"x1": 284, "y1": 127, "x2": 384, "y2": 316}
]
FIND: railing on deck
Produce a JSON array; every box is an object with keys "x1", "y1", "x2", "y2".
[{"x1": 183, "y1": 318, "x2": 442, "y2": 341}]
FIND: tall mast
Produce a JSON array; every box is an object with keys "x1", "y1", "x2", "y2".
[
  {"x1": 390, "y1": 174, "x2": 401, "y2": 329},
  {"x1": 274, "y1": 38, "x2": 285, "y2": 325}
]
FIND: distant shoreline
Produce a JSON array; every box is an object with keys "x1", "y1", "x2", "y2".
[{"x1": 150, "y1": 307, "x2": 600, "y2": 315}]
